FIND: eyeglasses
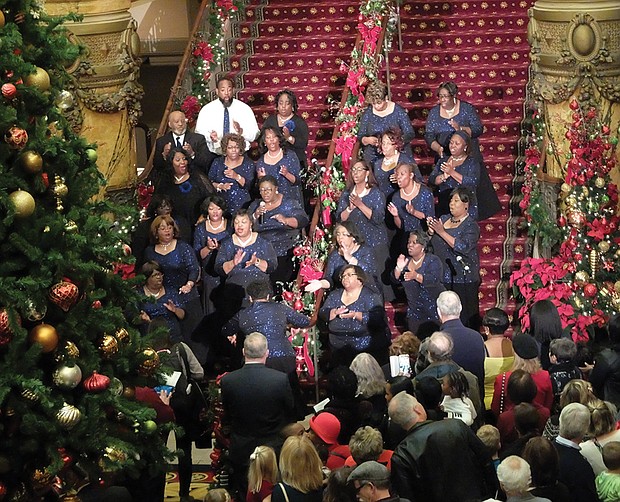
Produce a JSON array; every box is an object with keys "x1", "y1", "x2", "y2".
[
  {"x1": 437, "y1": 93, "x2": 452, "y2": 99},
  {"x1": 355, "y1": 481, "x2": 373, "y2": 493},
  {"x1": 351, "y1": 166, "x2": 368, "y2": 172},
  {"x1": 259, "y1": 187, "x2": 275, "y2": 193},
  {"x1": 341, "y1": 272, "x2": 358, "y2": 279}
]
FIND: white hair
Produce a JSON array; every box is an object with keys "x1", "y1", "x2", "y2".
[
  {"x1": 559, "y1": 402, "x2": 591, "y2": 441},
  {"x1": 244, "y1": 332, "x2": 268, "y2": 359},
  {"x1": 497, "y1": 456, "x2": 531, "y2": 494},
  {"x1": 436, "y1": 291, "x2": 462, "y2": 317},
  {"x1": 350, "y1": 353, "x2": 386, "y2": 398}
]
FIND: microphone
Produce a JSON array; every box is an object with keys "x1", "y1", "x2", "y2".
[
  {"x1": 259, "y1": 201, "x2": 266, "y2": 225},
  {"x1": 311, "y1": 158, "x2": 319, "y2": 170},
  {"x1": 445, "y1": 258, "x2": 457, "y2": 277},
  {"x1": 456, "y1": 255, "x2": 471, "y2": 273}
]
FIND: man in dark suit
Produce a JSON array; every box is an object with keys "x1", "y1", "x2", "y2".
[
  {"x1": 436, "y1": 290, "x2": 485, "y2": 398},
  {"x1": 151, "y1": 110, "x2": 216, "y2": 183},
  {"x1": 220, "y1": 332, "x2": 295, "y2": 497},
  {"x1": 554, "y1": 402, "x2": 598, "y2": 502}
]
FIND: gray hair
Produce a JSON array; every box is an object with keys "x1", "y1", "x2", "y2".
[
  {"x1": 437, "y1": 291, "x2": 462, "y2": 317},
  {"x1": 497, "y1": 456, "x2": 531, "y2": 494},
  {"x1": 350, "y1": 353, "x2": 387, "y2": 399},
  {"x1": 427, "y1": 331, "x2": 454, "y2": 362},
  {"x1": 388, "y1": 391, "x2": 421, "y2": 428},
  {"x1": 559, "y1": 402, "x2": 591, "y2": 441},
  {"x1": 244, "y1": 332, "x2": 268, "y2": 359}
]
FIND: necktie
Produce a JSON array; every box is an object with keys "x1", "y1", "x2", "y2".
[
  {"x1": 223, "y1": 107, "x2": 230, "y2": 135},
  {"x1": 175, "y1": 136, "x2": 182, "y2": 148}
]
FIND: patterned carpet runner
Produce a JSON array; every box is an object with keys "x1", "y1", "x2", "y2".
[{"x1": 222, "y1": 0, "x2": 534, "y2": 318}]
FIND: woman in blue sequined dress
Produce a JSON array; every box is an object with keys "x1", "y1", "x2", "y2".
[
  {"x1": 249, "y1": 176, "x2": 308, "y2": 285},
  {"x1": 393, "y1": 231, "x2": 445, "y2": 333},
  {"x1": 319, "y1": 265, "x2": 388, "y2": 366},
  {"x1": 209, "y1": 133, "x2": 255, "y2": 215},
  {"x1": 358, "y1": 80, "x2": 415, "y2": 166},
  {"x1": 336, "y1": 160, "x2": 389, "y2": 297},
  {"x1": 193, "y1": 194, "x2": 232, "y2": 315},
  {"x1": 256, "y1": 126, "x2": 304, "y2": 207},
  {"x1": 143, "y1": 215, "x2": 207, "y2": 360},
  {"x1": 428, "y1": 187, "x2": 481, "y2": 328},
  {"x1": 425, "y1": 81, "x2": 500, "y2": 220},
  {"x1": 428, "y1": 131, "x2": 480, "y2": 219},
  {"x1": 372, "y1": 127, "x2": 420, "y2": 199}
]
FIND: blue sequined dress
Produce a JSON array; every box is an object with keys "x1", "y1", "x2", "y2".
[
  {"x1": 139, "y1": 288, "x2": 187, "y2": 342},
  {"x1": 372, "y1": 151, "x2": 421, "y2": 199},
  {"x1": 209, "y1": 156, "x2": 256, "y2": 215},
  {"x1": 256, "y1": 149, "x2": 304, "y2": 206},
  {"x1": 214, "y1": 234, "x2": 278, "y2": 289},
  {"x1": 428, "y1": 156, "x2": 480, "y2": 219}
]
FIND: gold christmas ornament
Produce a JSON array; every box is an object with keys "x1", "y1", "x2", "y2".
[
  {"x1": 20, "y1": 151, "x2": 43, "y2": 174},
  {"x1": 595, "y1": 177, "x2": 606, "y2": 189},
  {"x1": 560, "y1": 183, "x2": 572, "y2": 194},
  {"x1": 598, "y1": 241, "x2": 611, "y2": 253},
  {"x1": 138, "y1": 348, "x2": 160, "y2": 375},
  {"x1": 30, "y1": 467, "x2": 53, "y2": 491},
  {"x1": 574, "y1": 270, "x2": 590, "y2": 286},
  {"x1": 613, "y1": 296, "x2": 620, "y2": 311},
  {"x1": 0, "y1": 11, "x2": 5, "y2": 28},
  {"x1": 122, "y1": 385, "x2": 135, "y2": 400},
  {"x1": 9, "y1": 189, "x2": 35, "y2": 218},
  {"x1": 98, "y1": 446, "x2": 127, "y2": 471},
  {"x1": 114, "y1": 328, "x2": 130, "y2": 344},
  {"x1": 53, "y1": 364, "x2": 82, "y2": 389},
  {"x1": 581, "y1": 186, "x2": 589, "y2": 198},
  {"x1": 29, "y1": 323, "x2": 59, "y2": 353},
  {"x1": 65, "y1": 220, "x2": 78, "y2": 233},
  {"x1": 590, "y1": 248, "x2": 599, "y2": 280},
  {"x1": 56, "y1": 402, "x2": 81, "y2": 429},
  {"x1": 99, "y1": 334, "x2": 119, "y2": 358},
  {"x1": 25, "y1": 67, "x2": 51, "y2": 92},
  {"x1": 20, "y1": 388, "x2": 40, "y2": 403},
  {"x1": 567, "y1": 209, "x2": 586, "y2": 228},
  {"x1": 52, "y1": 175, "x2": 68, "y2": 198}
]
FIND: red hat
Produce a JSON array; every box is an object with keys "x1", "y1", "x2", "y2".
[{"x1": 309, "y1": 412, "x2": 341, "y2": 445}]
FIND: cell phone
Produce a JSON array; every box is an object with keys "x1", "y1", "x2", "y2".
[{"x1": 154, "y1": 385, "x2": 174, "y2": 395}]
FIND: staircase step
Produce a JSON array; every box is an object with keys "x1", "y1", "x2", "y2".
[
  {"x1": 399, "y1": 30, "x2": 527, "y2": 47},
  {"x1": 226, "y1": 52, "x2": 349, "y2": 73},
  {"x1": 401, "y1": 0, "x2": 531, "y2": 14},
  {"x1": 237, "y1": 20, "x2": 357, "y2": 38},
  {"x1": 232, "y1": 38, "x2": 356, "y2": 56},
  {"x1": 245, "y1": 3, "x2": 359, "y2": 20},
  {"x1": 389, "y1": 47, "x2": 530, "y2": 67},
  {"x1": 399, "y1": 12, "x2": 528, "y2": 30}
]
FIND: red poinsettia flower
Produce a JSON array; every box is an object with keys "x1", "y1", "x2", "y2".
[{"x1": 587, "y1": 218, "x2": 609, "y2": 241}]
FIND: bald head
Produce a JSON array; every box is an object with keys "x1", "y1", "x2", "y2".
[
  {"x1": 427, "y1": 331, "x2": 454, "y2": 363},
  {"x1": 168, "y1": 110, "x2": 188, "y2": 135}
]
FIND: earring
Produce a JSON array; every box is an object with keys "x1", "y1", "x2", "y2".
[{"x1": 365, "y1": 175, "x2": 369, "y2": 183}]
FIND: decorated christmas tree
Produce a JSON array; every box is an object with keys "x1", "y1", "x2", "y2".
[
  {"x1": 512, "y1": 92, "x2": 620, "y2": 341},
  {"x1": 0, "y1": 2, "x2": 170, "y2": 499}
]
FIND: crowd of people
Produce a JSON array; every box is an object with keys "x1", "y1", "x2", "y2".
[{"x1": 128, "y1": 76, "x2": 620, "y2": 502}]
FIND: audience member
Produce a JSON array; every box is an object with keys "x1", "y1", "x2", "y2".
[
  {"x1": 350, "y1": 353, "x2": 388, "y2": 430},
  {"x1": 347, "y1": 461, "x2": 410, "y2": 502},
  {"x1": 496, "y1": 455, "x2": 550, "y2": 502},
  {"x1": 580, "y1": 400, "x2": 620, "y2": 475},
  {"x1": 596, "y1": 441, "x2": 620, "y2": 502},
  {"x1": 477, "y1": 425, "x2": 501, "y2": 471},
  {"x1": 436, "y1": 290, "x2": 485, "y2": 393},
  {"x1": 521, "y1": 436, "x2": 571, "y2": 502},
  {"x1": 412, "y1": 376, "x2": 445, "y2": 422},
  {"x1": 344, "y1": 426, "x2": 393, "y2": 470},
  {"x1": 548, "y1": 338, "x2": 582, "y2": 406},
  {"x1": 305, "y1": 412, "x2": 351, "y2": 471},
  {"x1": 554, "y1": 402, "x2": 598, "y2": 502},
  {"x1": 440, "y1": 370, "x2": 477, "y2": 426},
  {"x1": 590, "y1": 313, "x2": 620, "y2": 409},
  {"x1": 323, "y1": 366, "x2": 361, "y2": 445},
  {"x1": 499, "y1": 403, "x2": 543, "y2": 460},
  {"x1": 543, "y1": 379, "x2": 597, "y2": 442},
  {"x1": 482, "y1": 307, "x2": 514, "y2": 410},
  {"x1": 220, "y1": 333, "x2": 295, "y2": 497},
  {"x1": 527, "y1": 299, "x2": 563, "y2": 371},
  {"x1": 204, "y1": 488, "x2": 232, "y2": 502},
  {"x1": 491, "y1": 334, "x2": 553, "y2": 418},
  {"x1": 272, "y1": 435, "x2": 324, "y2": 502},
  {"x1": 246, "y1": 445, "x2": 278, "y2": 502},
  {"x1": 195, "y1": 76, "x2": 259, "y2": 155},
  {"x1": 323, "y1": 466, "x2": 357, "y2": 502},
  {"x1": 388, "y1": 392, "x2": 496, "y2": 501},
  {"x1": 382, "y1": 331, "x2": 420, "y2": 379}
]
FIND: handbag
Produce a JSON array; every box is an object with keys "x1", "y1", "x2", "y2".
[{"x1": 278, "y1": 483, "x2": 291, "y2": 502}]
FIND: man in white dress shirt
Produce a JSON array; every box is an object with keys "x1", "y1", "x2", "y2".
[{"x1": 195, "y1": 76, "x2": 259, "y2": 156}]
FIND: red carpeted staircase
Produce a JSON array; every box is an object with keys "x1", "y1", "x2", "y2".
[{"x1": 220, "y1": 0, "x2": 533, "y2": 319}]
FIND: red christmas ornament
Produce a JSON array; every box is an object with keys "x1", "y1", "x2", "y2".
[
  {"x1": 584, "y1": 283, "x2": 598, "y2": 298},
  {"x1": 41, "y1": 172, "x2": 49, "y2": 188},
  {"x1": 1, "y1": 83, "x2": 16, "y2": 99},
  {"x1": 0, "y1": 481, "x2": 6, "y2": 499},
  {"x1": 48, "y1": 281, "x2": 79, "y2": 312},
  {"x1": 293, "y1": 299, "x2": 304, "y2": 311},
  {"x1": 282, "y1": 291, "x2": 295, "y2": 302},
  {"x1": 569, "y1": 100, "x2": 579, "y2": 110},
  {"x1": 91, "y1": 300, "x2": 102, "y2": 309},
  {"x1": 83, "y1": 371, "x2": 111, "y2": 393},
  {"x1": 0, "y1": 309, "x2": 20, "y2": 348},
  {"x1": 4, "y1": 126, "x2": 28, "y2": 150}
]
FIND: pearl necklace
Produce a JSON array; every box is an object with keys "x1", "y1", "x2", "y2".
[
  {"x1": 208, "y1": 218, "x2": 225, "y2": 232},
  {"x1": 353, "y1": 186, "x2": 369, "y2": 198},
  {"x1": 278, "y1": 114, "x2": 294, "y2": 124},
  {"x1": 402, "y1": 182, "x2": 416, "y2": 198},
  {"x1": 235, "y1": 233, "x2": 254, "y2": 247},
  {"x1": 411, "y1": 254, "x2": 425, "y2": 266},
  {"x1": 383, "y1": 153, "x2": 398, "y2": 166},
  {"x1": 266, "y1": 149, "x2": 283, "y2": 159},
  {"x1": 452, "y1": 155, "x2": 466, "y2": 162},
  {"x1": 158, "y1": 240, "x2": 174, "y2": 250}
]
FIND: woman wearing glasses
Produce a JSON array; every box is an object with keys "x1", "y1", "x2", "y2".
[
  {"x1": 336, "y1": 160, "x2": 389, "y2": 297},
  {"x1": 424, "y1": 81, "x2": 500, "y2": 220},
  {"x1": 249, "y1": 176, "x2": 308, "y2": 284},
  {"x1": 319, "y1": 265, "x2": 387, "y2": 366}
]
